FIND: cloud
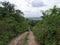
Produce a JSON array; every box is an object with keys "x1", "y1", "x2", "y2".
[
  {"x1": 24, "y1": 11, "x2": 42, "y2": 17},
  {"x1": 25, "y1": 0, "x2": 33, "y2": 4},
  {"x1": 0, "y1": 0, "x2": 60, "y2": 17},
  {"x1": 32, "y1": 0, "x2": 46, "y2": 7},
  {"x1": 24, "y1": 9, "x2": 43, "y2": 17},
  {"x1": 42, "y1": 0, "x2": 60, "y2": 7}
]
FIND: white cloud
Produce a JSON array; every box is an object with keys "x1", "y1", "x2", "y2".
[
  {"x1": 32, "y1": 0, "x2": 46, "y2": 7},
  {"x1": 0, "y1": 0, "x2": 60, "y2": 17}
]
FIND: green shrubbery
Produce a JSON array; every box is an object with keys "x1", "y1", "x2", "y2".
[
  {"x1": 32, "y1": 6, "x2": 60, "y2": 45},
  {"x1": 0, "y1": 1, "x2": 29, "y2": 45}
]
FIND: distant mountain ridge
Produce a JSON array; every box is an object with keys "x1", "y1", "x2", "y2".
[{"x1": 25, "y1": 17, "x2": 42, "y2": 20}]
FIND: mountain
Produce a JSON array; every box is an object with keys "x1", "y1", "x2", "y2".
[{"x1": 25, "y1": 17, "x2": 42, "y2": 20}]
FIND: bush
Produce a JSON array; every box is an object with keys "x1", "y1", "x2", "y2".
[{"x1": 32, "y1": 6, "x2": 60, "y2": 45}]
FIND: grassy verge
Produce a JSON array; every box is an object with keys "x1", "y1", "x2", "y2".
[{"x1": 22, "y1": 33, "x2": 29, "y2": 45}]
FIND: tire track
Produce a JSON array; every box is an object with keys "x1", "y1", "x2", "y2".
[
  {"x1": 27, "y1": 31, "x2": 39, "y2": 45},
  {"x1": 8, "y1": 32, "x2": 28, "y2": 45}
]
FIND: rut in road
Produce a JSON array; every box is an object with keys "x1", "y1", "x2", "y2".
[
  {"x1": 27, "y1": 31, "x2": 39, "y2": 45},
  {"x1": 8, "y1": 31, "x2": 39, "y2": 45},
  {"x1": 8, "y1": 32, "x2": 29, "y2": 45}
]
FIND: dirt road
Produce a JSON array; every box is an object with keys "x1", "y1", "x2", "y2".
[
  {"x1": 8, "y1": 31, "x2": 39, "y2": 45},
  {"x1": 8, "y1": 32, "x2": 28, "y2": 45},
  {"x1": 27, "y1": 31, "x2": 39, "y2": 45}
]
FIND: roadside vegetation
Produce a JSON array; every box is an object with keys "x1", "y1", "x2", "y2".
[
  {"x1": 0, "y1": 1, "x2": 29, "y2": 45},
  {"x1": 32, "y1": 6, "x2": 60, "y2": 45},
  {"x1": 0, "y1": 1, "x2": 60, "y2": 45},
  {"x1": 22, "y1": 33, "x2": 29, "y2": 45}
]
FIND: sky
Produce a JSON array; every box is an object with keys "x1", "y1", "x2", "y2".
[{"x1": 0, "y1": 0, "x2": 60, "y2": 17}]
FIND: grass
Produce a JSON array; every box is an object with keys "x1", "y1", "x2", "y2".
[{"x1": 22, "y1": 33, "x2": 29, "y2": 45}]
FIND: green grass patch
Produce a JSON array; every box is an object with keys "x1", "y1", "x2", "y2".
[{"x1": 22, "y1": 33, "x2": 29, "y2": 45}]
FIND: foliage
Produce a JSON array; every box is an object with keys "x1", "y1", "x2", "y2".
[
  {"x1": 22, "y1": 33, "x2": 29, "y2": 45},
  {"x1": 0, "y1": 1, "x2": 29, "y2": 45},
  {"x1": 32, "y1": 6, "x2": 60, "y2": 45}
]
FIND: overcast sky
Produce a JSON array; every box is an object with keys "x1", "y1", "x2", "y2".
[{"x1": 0, "y1": 0, "x2": 60, "y2": 17}]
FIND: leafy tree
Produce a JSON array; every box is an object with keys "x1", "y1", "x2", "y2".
[
  {"x1": 0, "y1": 1, "x2": 29, "y2": 45},
  {"x1": 32, "y1": 6, "x2": 60, "y2": 45}
]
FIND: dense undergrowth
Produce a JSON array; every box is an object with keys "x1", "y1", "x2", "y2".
[
  {"x1": 32, "y1": 6, "x2": 60, "y2": 45},
  {"x1": 0, "y1": 2, "x2": 29, "y2": 45}
]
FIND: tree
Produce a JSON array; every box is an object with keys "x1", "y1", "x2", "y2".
[
  {"x1": 0, "y1": 1, "x2": 29, "y2": 45},
  {"x1": 0, "y1": 1, "x2": 24, "y2": 22},
  {"x1": 1, "y1": 1, "x2": 15, "y2": 13}
]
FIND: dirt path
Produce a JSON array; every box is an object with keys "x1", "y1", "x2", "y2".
[
  {"x1": 8, "y1": 32, "x2": 28, "y2": 45},
  {"x1": 8, "y1": 31, "x2": 39, "y2": 45},
  {"x1": 27, "y1": 31, "x2": 39, "y2": 45}
]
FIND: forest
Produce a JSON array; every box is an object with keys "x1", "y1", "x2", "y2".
[{"x1": 0, "y1": 1, "x2": 60, "y2": 45}]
